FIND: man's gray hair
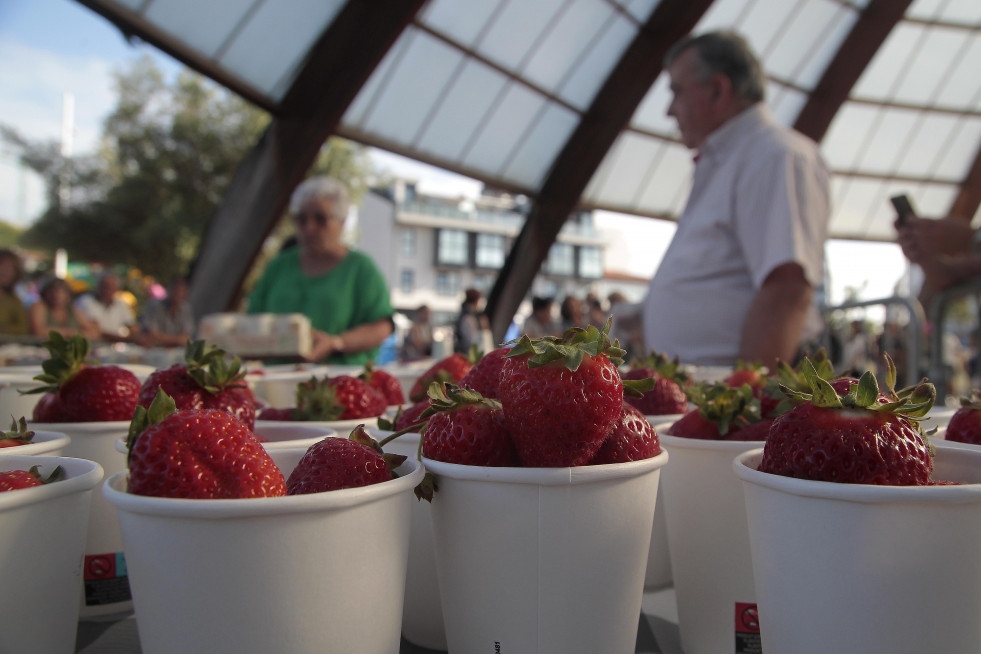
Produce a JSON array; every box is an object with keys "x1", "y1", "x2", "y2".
[
  {"x1": 665, "y1": 30, "x2": 766, "y2": 105},
  {"x1": 289, "y1": 176, "x2": 350, "y2": 217}
]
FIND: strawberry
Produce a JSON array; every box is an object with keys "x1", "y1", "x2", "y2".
[
  {"x1": 256, "y1": 407, "x2": 296, "y2": 421},
  {"x1": 724, "y1": 360, "x2": 766, "y2": 389},
  {"x1": 623, "y1": 351, "x2": 689, "y2": 415},
  {"x1": 392, "y1": 399, "x2": 431, "y2": 432},
  {"x1": 322, "y1": 376, "x2": 387, "y2": 420},
  {"x1": 945, "y1": 392, "x2": 981, "y2": 446},
  {"x1": 759, "y1": 356, "x2": 935, "y2": 485},
  {"x1": 420, "y1": 383, "x2": 517, "y2": 466},
  {"x1": 589, "y1": 402, "x2": 661, "y2": 464},
  {"x1": 360, "y1": 362, "x2": 405, "y2": 406},
  {"x1": 758, "y1": 349, "x2": 838, "y2": 418},
  {"x1": 0, "y1": 464, "x2": 64, "y2": 492},
  {"x1": 26, "y1": 332, "x2": 140, "y2": 422},
  {"x1": 667, "y1": 382, "x2": 764, "y2": 440},
  {"x1": 458, "y1": 347, "x2": 509, "y2": 400},
  {"x1": 138, "y1": 340, "x2": 256, "y2": 429},
  {"x1": 499, "y1": 321, "x2": 639, "y2": 467},
  {"x1": 126, "y1": 389, "x2": 285, "y2": 499},
  {"x1": 0, "y1": 417, "x2": 35, "y2": 448},
  {"x1": 286, "y1": 425, "x2": 405, "y2": 495},
  {"x1": 408, "y1": 351, "x2": 475, "y2": 402}
]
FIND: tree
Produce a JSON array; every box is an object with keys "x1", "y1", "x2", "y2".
[{"x1": 3, "y1": 56, "x2": 372, "y2": 284}]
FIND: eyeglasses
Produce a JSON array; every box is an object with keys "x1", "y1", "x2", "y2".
[{"x1": 292, "y1": 211, "x2": 341, "y2": 227}]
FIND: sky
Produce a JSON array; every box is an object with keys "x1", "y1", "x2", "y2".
[{"x1": 0, "y1": 0, "x2": 911, "y2": 310}]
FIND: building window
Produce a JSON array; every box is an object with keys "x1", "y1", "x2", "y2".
[
  {"x1": 578, "y1": 246, "x2": 603, "y2": 279},
  {"x1": 475, "y1": 233, "x2": 506, "y2": 269},
  {"x1": 400, "y1": 269, "x2": 414, "y2": 294},
  {"x1": 436, "y1": 229, "x2": 468, "y2": 266},
  {"x1": 436, "y1": 271, "x2": 461, "y2": 296},
  {"x1": 400, "y1": 229, "x2": 416, "y2": 256},
  {"x1": 546, "y1": 242, "x2": 575, "y2": 276},
  {"x1": 472, "y1": 274, "x2": 494, "y2": 293}
]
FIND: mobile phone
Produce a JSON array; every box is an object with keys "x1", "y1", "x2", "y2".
[{"x1": 890, "y1": 194, "x2": 916, "y2": 226}]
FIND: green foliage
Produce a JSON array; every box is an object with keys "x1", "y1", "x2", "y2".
[
  {"x1": 2, "y1": 56, "x2": 372, "y2": 283},
  {"x1": 0, "y1": 219, "x2": 23, "y2": 248}
]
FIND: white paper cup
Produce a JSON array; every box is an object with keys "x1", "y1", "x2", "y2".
[
  {"x1": 926, "y1": 405, "x2": 958, "y2": 429},
  {"x1": 0, "y1": 454, "x2": 103, "y2": 653},
  {"x1": 104, "y1": 454, "x2": 423, "y2": 654},
  {"x1": 735, "y1": 446, "x2": 981, "y2": 654},
  {"x1": 642, "y1": 414, "x2": 683, "y2": 590},
  {"x1": 0, "y1": 429, "x2": 70, "y2": 456},
  {"x1": 424, "y1": 451, "x2": 668, "y2": 654},
  {"x1": 659, "y1": 432, "x2": 763, "y2": 654},
  {"x1": 246, "y1": 364, "x2": 330, "y2": 408},
  {"x1": 0, "y1": 371, "x2": 45, "y2": 423},
  {"x1": 31, "y1": 420, "x2": 133, "y2": 619},
  {"x1": 371, "y1": 428, "x2": 445, "y2": 650}
]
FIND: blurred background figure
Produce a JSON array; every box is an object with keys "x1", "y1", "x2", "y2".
[
  {"x1": 523, "y1": 296, "x2": 559, "y2": 338},
  {"x1": 0, "y1": 249, "x2": 28, "y2": 335},
  {"x1": 77, "y1": 271, "x2": 143, "y2": 343},
  {"x1": 30, "y1": 276, "x2": 99, "y2": 340},
  {"x1": 248, "y1": 176, "x2": 394, "y2": 364},
  {"x1": 402, "y1": 304, "x2": 434, "y2": 361},
  {"x1": 454, "y1": 288, "x2": 485, "y2": 353},
  {"x1": 139, "y1": 275, "x2": 194, "y2": 347},
  {"x1": 560, "y1": 295, "x2": 584, "y2": 331},
  {"x1": 895, "y1": 214, "x2": 981, "y2": 312},
  {"x1": 586, "y1": 293, "x2": 607, "y2": 328}
]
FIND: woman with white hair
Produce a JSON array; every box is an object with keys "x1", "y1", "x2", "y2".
[{"x1": 247, "y1": 176, "x2": 393, "y2": 364}]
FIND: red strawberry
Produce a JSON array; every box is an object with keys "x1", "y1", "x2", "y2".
[
  {"x1": 589, "y1": 402, "x2": 661, "y2": 464},
  {"x1": 724, "y1": 361, "x2": 766, "y2": 389},
  {"x1": 499, "y1": 322, "x2": 626, "y2": 467},
  {"x1": 420, "y1": 383, "x2": 517, "y2": 466},
  {"x1": 623, "y1": 351, "x2": 689, "y2": 416},
  {"x1": 126, "y1": 390, "x2": 285, "y2": 499},
  {"x1": 0, "y1": 464, "x2": 64, "y2": 492},
  {"x1": 667, "y1": 383, "x2": 763, "y2": 440},
  {"x1": 759, "y1": 357, "x2": 935, "y2": 485},
  {"x1": 393, "y1": 399, "x2": 430, "y2": 432},
  {"x1": 360, "y1": 363, "x2": 405, "y2": 406},
  {"x1": 26, "y1": 332, "x2": 140, "y2": 422},
  {"x1": 458, "y1": 347, "x2": 509, "y2": 400},
  {"x1": 0, "y1": 418, "x2": 35, "y2": 448},
  {"x1": 325, "y1": 376, "x2": 387, "y2": 420},
  {"x1": 286, "y1": 426, "x2": 405, "y2": 494},
  {"x1": 257, "y1": 407, "x2": 296, "y2": 421},
  {"x1": 138, "y1": 340, "x2": 256, "y2": 429},
  {"x1": 408, "y1": 352, "x2": 475, "y2": 402},
  {"x1": 724, "y1": 416, "x2": 775, "y2": 442},
  {"x1": 945, "y1": 392, "x2": 981, "y2": 446}
]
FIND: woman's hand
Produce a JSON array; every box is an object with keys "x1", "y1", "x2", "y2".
[{"x1": 306, "y1": 329, "x2": 345, "y2": 362}]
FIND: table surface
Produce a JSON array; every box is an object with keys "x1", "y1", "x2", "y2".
[{"x1": 75, "y1": 585, "x2": 683, "y2": 654}]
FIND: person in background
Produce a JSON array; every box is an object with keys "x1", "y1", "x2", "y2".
[
  {"x1": 586, "y1": 293, "x2": 607, "y2": 328},
  {"x1": 248, "y1": 176, "x2": 393, "y2": 365},
  {"x1": 0, "y1": 249, "x2": 28, "y2": 335},
  {"x1": 560, "y1": 295, "x2": 585, "y2": 332},
  {"x1": 523, "y1": 296, "x2": 559, "y2": 338},
  {"x1": 895, "y1": 214, "x2": 981, "y2": 311},
  {"x1": 640, "y1": 30, "x2": 830, "y2": 372},
  {"x1": 139, "y1": 275, "x2": 194, "y2": 347},
  {"x1": 76, "y1": 271, "x2": 142, "y2": 343},
  {"x1": 402, "y1": 304, "x2": 434, "y2": 361},
  {"x1": 30, "y1": 276, "x2": 99, "y2": 340},
  {"x1": 454, "y1": 288, "x2": 485, "y2": 354}
]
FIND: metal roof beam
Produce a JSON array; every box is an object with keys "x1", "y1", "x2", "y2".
[
  {"x1": 484, "y1": 0, "x2": 714, "y2": 341},
  {"x1": 187, "y1": 0, "x2": 427, "y2": 318},
  {"x1": 793, "y1": 0, "x2": 913, "y2": 142}
]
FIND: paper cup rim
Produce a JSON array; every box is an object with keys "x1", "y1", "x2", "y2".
[
  {"x1": 422, "y1": 449, "x2": 668, "y2": 486},
  {"x1": 0, "y1": 455, "x2": 104, "y2": 509},
  {"x1": 0, "y1": 430, "x2": 71, "y2": 456},
  {"x1": 933, "y1": 438, "x2": 980, "y2": 452},
  {"x1": 103, "y1": 456, "x2": 424, "y2": 518},
  {"x1": 29, "y1": 420, "x2": 130, "y2": 433},
  {"x1": 659, "y1": 431, "x2": 765, "y2": 452},
  {"x1": 733, "y1": 448, "x2": 981, "y2": 503},
  {"x1": 252, "y1": 422, "x2": 337, "y2": 449}
]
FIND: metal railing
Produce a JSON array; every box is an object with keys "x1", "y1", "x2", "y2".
[{"x1": 927, "y1": 277, "x2": 981, "y2": 399}]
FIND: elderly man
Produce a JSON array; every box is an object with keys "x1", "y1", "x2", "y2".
[
  {"x1": 77, "y1": 271, "x2": 141, "y2": 342},
  {"x1": 640, "y1": 31, "x2": 830, "y2": 371}
]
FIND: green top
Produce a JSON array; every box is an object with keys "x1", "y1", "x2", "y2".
[
  {"x1": 0, "y1": 291, "x2": 28, "y2": 335},
  {"x1": 247, "y1": 248, "x2": 393, "y2": 365}
]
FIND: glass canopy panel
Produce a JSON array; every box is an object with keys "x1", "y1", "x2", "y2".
[
  {"x1": 143, "y1": 0, "x2": 256, "y2": 58},
  {"x1": 893, "y1": 113, "x2": 964, "y2": 179},
  {"x1": 558, "y1": 12, "x2": 637, "y2": 110},
  {"x1": 343, "y1": 34, "x2": 406, "y2": 128},
  {"x1": 353, "y1": 31, "x2": 465, "y2": 146},
  {"x1": 624, "y1": 0, "x2": 661, "y2": 23},
  {"x1": 933, "y1": 34, "x2": 981, "y2": 109},
  {"x1": 461, "y1": 82, "x2": 546, "y2": 176},
  {"x1": 931, "y1": 117, "x2": 981, "y2": 180},
  {"x1": 420, "y1": 0, "x2": 506, "y2": 49},
  {"x1": 112, "y1": 0, "x2": 142, "y2": 9},
  {"x1": 822, "y1": 102, "x2": 881, "y2": 170},
  {"x1": 414, "y1": 61, "x2": 510, "y2": 163},
  {"x1": 852, "y1": 23, "x2": 925, "y2": 102},
  {"x1": 218, "y1": 0, "x2": 344, "y2": 100},
  {"x1": 501, "y1": 102, "x2": 579, "y2": 188},
  {"x1": 477, "y1": 0, "x2": 568, "y2": 74},
  {"x1": 830, "y1": 176, "x2": 958, "y2": 240},
  {"x1": 520, "y1": 0, "x2": 619, "y2": 102},
  {"x1": 762, "y1": 0, "x2": 856, "y2": 90},
  {"x1": 636, "y1": 142, "x2": 693, "y2": 214},
  {"x1": 767, "y1": 82, "x2": 807, "y2": 125},
  {"x1": 851, "y1": 106, "x2": 921, "y2": 176},
  {"x1": 587, "y1": 132, "x2": 661, "y2": 211},
  {"x1": 630, "y1": 75, "x2": 675, "y2": 137},
  {"x1": 909, "y1": 0, "x2": 981, "y2": 24},
  {"x1": 892, "y1": 25, "x2": 972, "y2": 107}
]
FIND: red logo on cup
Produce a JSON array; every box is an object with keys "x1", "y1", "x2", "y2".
[{"x1": 85, "y1": 554, "x2": 116, "y2": 580}]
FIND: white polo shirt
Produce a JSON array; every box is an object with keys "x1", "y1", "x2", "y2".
[
  {"x1": 77, "y1": 294, "x2": 136, "y2": 337},
  {"x1": 641, "y1": 104, "x2": 830, "y2": 366}
]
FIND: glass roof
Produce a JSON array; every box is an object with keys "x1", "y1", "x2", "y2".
[{"x1": 79, "y1": 0, "x2": 981, "y2": 242}]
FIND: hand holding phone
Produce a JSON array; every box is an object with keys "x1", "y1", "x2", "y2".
[{"x1": 890, "y1": 194, "x2": 917, "y2": 226}]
